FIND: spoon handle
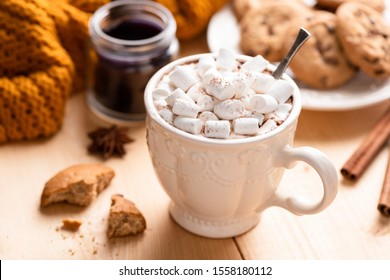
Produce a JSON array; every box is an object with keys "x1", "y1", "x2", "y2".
[{"x1": 272, "y1": 27, "x2": 311, "y2": 80}]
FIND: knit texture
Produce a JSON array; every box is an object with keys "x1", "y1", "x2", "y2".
[{"x1": 0, "y1": 0, "x2": 109, "y2": 143}]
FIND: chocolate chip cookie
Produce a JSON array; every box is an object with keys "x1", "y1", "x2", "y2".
[
  {"x1": 317, "y1": 0, "x2": 385, "y2": 12},
  {"x1": 239, "y1": 1, "x2": 312, "y2": 62},
  {"x1": 232, "y1": 0, "x2": 262, "y2": 21},
  {"x1": 336, "y1": 2, "x2": 390, "y2": 79},
  {"x1": 287, "y1": 11, "x2": 357, "y2": 89}
]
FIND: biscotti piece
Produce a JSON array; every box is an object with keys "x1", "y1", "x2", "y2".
[
  {"x1": 40, "y1": 163, "x2": 115, "y2": 207},
  {"x1": 107, "y1": 194, "x2": 146, "y2": 238}
]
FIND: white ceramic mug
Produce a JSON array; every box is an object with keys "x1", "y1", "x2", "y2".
[{"x1": 144, "y1": 54, "x2": 338, "y2": 238}]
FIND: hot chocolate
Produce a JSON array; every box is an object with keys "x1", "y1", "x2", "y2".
[
  {"x1": 152, "y1": 48, "x2": 294, "y2": 139},
  {"x1": 144, "y1": 52, "x2": 338, "y2": 238}
]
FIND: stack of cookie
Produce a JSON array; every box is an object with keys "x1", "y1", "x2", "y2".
[{"x1": 235, "y1": 0, "x2": 390, "y2": 89}]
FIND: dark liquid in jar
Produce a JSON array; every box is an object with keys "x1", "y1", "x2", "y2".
[
  {"x1": 93, "y1": 19, "x2": 171, "y2": 117},
  {"x1": 104, "y1": 19, "x2": 162, "y2": 40}
]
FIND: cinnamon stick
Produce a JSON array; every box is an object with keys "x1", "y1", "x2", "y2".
[
  {"x1": 378, "y1": 147, "x2": 390, "y2": 217},
  {"x1": 340, "y1": 106, "x2": 390, "y2": 181}
]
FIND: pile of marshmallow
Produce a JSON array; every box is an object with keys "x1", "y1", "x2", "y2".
[{"x1": 152, "y1": 48, "x2": 294, "y2": 139}]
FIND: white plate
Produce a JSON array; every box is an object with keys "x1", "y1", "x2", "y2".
[{"x1": 207, "y1": 3, "x2": 390, "y2": 111}]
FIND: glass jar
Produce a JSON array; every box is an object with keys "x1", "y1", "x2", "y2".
[{"x1": 87, "y1": 0, "x2": 179, "y2": 123}]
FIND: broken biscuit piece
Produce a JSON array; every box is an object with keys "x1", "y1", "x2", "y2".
[
  {"x1": 40, "y1": 163, "x2": 115, "y2": 207},
  {"x1": 107, "y1": 194, "x2": 146, "y2": 238}
]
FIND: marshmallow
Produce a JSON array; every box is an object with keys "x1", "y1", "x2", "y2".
[
  {"x1": 274, "y1": 103, "x2": 292, "y2": 120},
  {"x1": 152, "y1": 88, "x2": 171, "y2": 101},
  {"x1": 258, "y1": 119, "x2": 277, "y2": 134},
  {"x1": 220, "y1": 70, "x2": 235, "y2": 80},
  {"x1": 202, "y1": 67, "x2": 221, "y2": 86},
  {"x1": 250, "y1": 94, "x2": 278, "y2": 114},
  {"x1": 241, "y1": 96, "x2": 252, "y2": 110},
  {"x1": 160, "y1": 75, "x2": 176, "y2": 92},
  {"x1": 169, "y1": 66, "x2": 198, "y2": 91},
  {"x1": 154, "y1": 98, "x2": 168, "y2": 111},
  {"x1": 250, "y1": 112, "x2": 265, "y2": 125},
  {"x1": 165, "y1": 88, "x2": 194, "y2": 107},
  {"x1": 198, "y1": 55, "x2": 216, "y2": 76},
  {"x1": 234, "y1": 86, "x2": 256, "y2": 100},
  {"x1": 252, "y1": 72, "x2": 276, "y2": 94},
  {"x1": 239, "y1": 88, "x2": 256, "y2": 109},
  {"x1": 173, "y1": 116, "x2": 202, "y2": 135},
  {"x1": 153, "y1": 88, "x2": 170, "y2": 110},
  {"x1": 216, "y1": 48, "x2": 236, "y2": 71},
  {"x1": 213, "y1": 98, "x2": 223, "y2": 106},
  {"x1": 172, "y1": 99, "x2": 201, "y2": 118},
  {"x1": 198, "y1": 111, "x2": 219, "y2": 122},
  {"x1": 204, "y1": 120, "x2": 231, "y2": 139},
  {"x1": 187, "y1": 84, "x2": 204, "y2": 102},
  {"x1": 231, "y1": 70, "x2": 255, "y2": 98},
  {"x1": 234, "y1": 118, "x2": 259, "y2": 135},
  {"x1": 214, "y1": 99, "x2": 245, "y2": 120},
  {"x1": 197, "y1": 94, "x2": 215, "y2": 112},
  {"x1": 266, "y1": 79, "x2": 294, "y2": 104},
  {"x1": 158, "y1": 107, "x2": 174, "y2": 124},
  {"x1": 242, "y1": 55, "x2": 268, "y2": 72},
  {"x1": 241, "y1": 109, "x2": 253, "y2": 118},
  {"x1": 205, "y1": 77, "x2": 236, "y2": 100}
]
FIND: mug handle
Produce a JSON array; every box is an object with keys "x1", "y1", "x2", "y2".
[{"x1": 266, "y1": 145, "x2": 338, "y2": 215}]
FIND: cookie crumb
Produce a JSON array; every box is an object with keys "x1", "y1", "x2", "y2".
[{"x1": 62, "y1": 219, "x2": 82, "y2": 231}]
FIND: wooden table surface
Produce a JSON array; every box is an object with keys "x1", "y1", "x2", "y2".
[{"x1": 1, "y1": 33, "x2": 390, "y2": 260}]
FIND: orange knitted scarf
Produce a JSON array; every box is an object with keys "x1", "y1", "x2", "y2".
[{"x1": 0, "y1": 0, "x2": 109, "y2": 143}]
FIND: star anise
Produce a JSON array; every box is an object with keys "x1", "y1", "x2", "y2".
[{"x1": 87, "y1": 126, "x2": 133, "y2": 159}]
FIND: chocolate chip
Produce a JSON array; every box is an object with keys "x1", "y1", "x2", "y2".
[
  {"x1": 320, "y1": 76, "x2": 329, "y2": 86},
  {"x1": 267, "y1": 25, "x2": 275, "y2": 36},
  {"x1": 324, "y1": 56, "x2": 340, "y2": 66},
  {"x1": 368, "y1": 15, "x2": 376, "y2": 25},
  {"x1": 324, "y1": 23, "x2": 335, "y2": 34},
  {"x1": 368, "y1": 29, "x2": 389, "y2": 39},
  {"x1": 363, "y1": 56, "x2": 379, "y2": 63},
  {"x1": 374, "y1": 68, "x2": 385, "y2": 75},
  {"x1": 263, "y1": 47, "x2": 271, "y2": 58}
]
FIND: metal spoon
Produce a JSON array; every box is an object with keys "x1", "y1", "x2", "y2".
[{"x1": 272, "y1": 27, "x2": 311, "y2": 80}]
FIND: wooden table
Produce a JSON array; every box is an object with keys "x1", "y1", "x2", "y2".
[{"x1": 1, "y1": 33, "x2": 390, "y2": 260}]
